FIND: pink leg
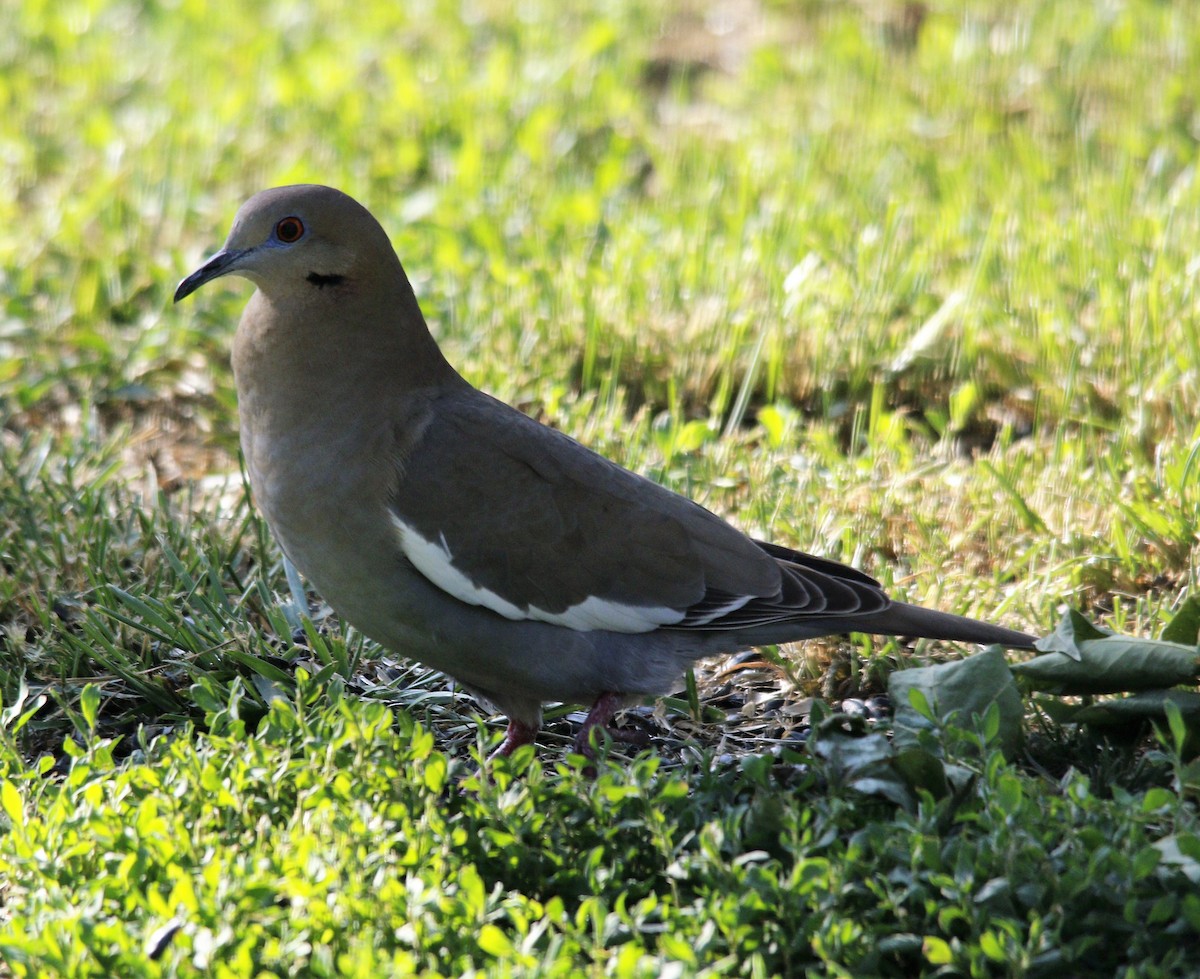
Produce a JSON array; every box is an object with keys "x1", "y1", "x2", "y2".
[
  {"x1": 572, "y1": 692, "x2": 650, "y2": 757},
  {"x1": 490, "y1": 717, "x2": 540, "y2": 759}
]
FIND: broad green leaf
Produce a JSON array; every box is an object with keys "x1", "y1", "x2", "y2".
[
  {"x1": 423, "y1": 752, "x2": 448, "y2": 794},
  {"x1": 811, "y1": 721, "x2": 914, "y2": 809},
  {"x1": 476, "y1": 924, "x2": 513, "y2": 958},
  {"x1": 980, "y1": 930, "x2": 1007, "y2": 963},
  {"x1": 674, "y1": 419, "x2": 716, "y2": 453},
  {"x1": 80, "y1": 682, "x2": 100, "y2": 731},
  {"x1": 923, "y1": 936, "x2": 954, "y2": 965},
  {"x1": 891, "y1": 648, "x2": 1023, "y2": 755},
  {"x1": 893, "y1": 747, "x2": 949, "y2": 799},
  {"x1": 1162, "y1": 597, "x2": 1200, "y2": 646},
  {"x1": 0, "y1": 780, "x2": 23, "y2": 828},
  {"x1": 1164, "y1": 697, "x2": 1190, "y2": 753},
  {"x1": 1033, "y1": 608, "x2": 1113, "y2": 661},
  {"x1": 1012, "y1": 639, "x2": 1199, "y2": 695},
  {"x1": 1072, "y1": 690, "x2": 1200, "y2": 728}
]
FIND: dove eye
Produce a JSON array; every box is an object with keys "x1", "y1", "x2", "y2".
[{"x1": 275, "y1": 217, "x2": 304, "y2": 243}]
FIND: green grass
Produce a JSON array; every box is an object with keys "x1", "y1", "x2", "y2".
[
  {"x1": 2, "y1": 0, "x2": 1199, "y2": 974},
  {"x1": 4, "y1": 695, "x2": 1199, "y2": 977}
]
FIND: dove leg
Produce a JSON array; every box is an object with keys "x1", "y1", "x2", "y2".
[
  {"x1": 572, "y1": 691, "x2": 651, "y2": 757},
  {"x1": 491, "y1": 717, "x2": 540, "y2": 758}
]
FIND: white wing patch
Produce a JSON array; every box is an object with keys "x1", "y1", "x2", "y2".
[
  {"x1": 393, "y1": 517, "x2": 526, "y2": 620},
  {"x1": 539, "y1": 594, "x2": 685, "y2": 632},
  {"x1": 682, "y1": 594, "x2": 753, "y2": 626},
  {"x1": 392, "y1": 515, "x2": 686, "y2": 633}
]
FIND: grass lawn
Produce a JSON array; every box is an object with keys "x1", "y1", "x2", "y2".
[{"x1": 2, "y1": 0, "x2": 1199, "y2": 974}]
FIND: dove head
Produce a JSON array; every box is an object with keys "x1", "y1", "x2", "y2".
[{"x1": 173, "y1": 184, "x2": 400, "y2": 304}]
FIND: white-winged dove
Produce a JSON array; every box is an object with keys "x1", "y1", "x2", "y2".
[{"x1": 175, "y1": 185, "x2": 1035, "y2": 758}]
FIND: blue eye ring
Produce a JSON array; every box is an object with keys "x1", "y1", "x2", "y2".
[{"x1": 275, "y1": 217, "x2": 304, "y2": 243}]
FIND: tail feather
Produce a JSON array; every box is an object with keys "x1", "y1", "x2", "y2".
[{"x1": 850, "y1": 601, "x2": 1036, "y2": 649}]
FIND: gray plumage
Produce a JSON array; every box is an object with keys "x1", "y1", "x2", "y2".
[{"x1": 174, "y1": 184, "x2": 1036, "y2": 757}]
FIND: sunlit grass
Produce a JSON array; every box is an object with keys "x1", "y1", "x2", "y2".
[{"x1": 2, "y1": 0, "x2": 1199, "y2": 975}]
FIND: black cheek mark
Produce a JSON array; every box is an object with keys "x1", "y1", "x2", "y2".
[{"x1": 306, "y1": 272, "x2": 346, "y2": 289}]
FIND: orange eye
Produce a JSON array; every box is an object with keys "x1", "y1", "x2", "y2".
[{"x1": 275, "y1": 217, "x2": 304, "y2": 243}]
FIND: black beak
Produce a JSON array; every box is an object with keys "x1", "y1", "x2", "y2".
[{"x1": 173, "y1": 248, "x2": 248, "y2": 303}]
